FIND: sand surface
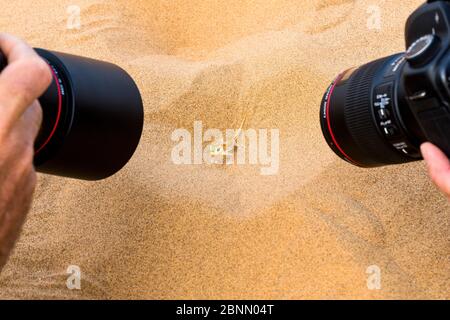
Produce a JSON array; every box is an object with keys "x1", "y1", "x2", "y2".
[{"x1": 1, "y1": 0, "x2": 450, "y2": 299}]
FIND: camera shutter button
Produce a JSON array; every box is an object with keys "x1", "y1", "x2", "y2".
[{"x1": 405, "y1": 34, "x2": 439, "y2": 66}]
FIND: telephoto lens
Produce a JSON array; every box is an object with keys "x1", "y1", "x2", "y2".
[
  {"x1": 320, "y1": 54, "x2": 425, "y2": 168},
  {"x1": 0, "y1": 49, "x2": 144, "y2": 180}
]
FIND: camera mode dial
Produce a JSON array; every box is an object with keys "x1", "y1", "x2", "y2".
[{"x1": 405, "y1": 34, "x2": 439, "y2": 66}]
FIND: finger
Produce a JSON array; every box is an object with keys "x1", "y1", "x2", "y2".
[
  {"x1": 0, "y1": 101, "x2": 42, "y2": 163},
  {"x1": 0, "y1": 33, "x2": 37, "y2": 63},
  {"x1": 16, "y1": 101, "x2": 43, "y2": 143},
  {"x1": 0, "y1": 58, "x2": 52, "y2": 124},
  {"x1": 421, "y1": 142, "x2": 450, "y2": 195},
  {"x1": 0, "y1": 34, "x2": 52, "y2": 125}
]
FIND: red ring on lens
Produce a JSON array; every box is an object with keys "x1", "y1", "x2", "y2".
[
  {"x1": 35, "y1": 64, "x2": 63, "y2": 155},
  {"x1": 325, "y1": 73, "x2": 361, "y2": 166}
]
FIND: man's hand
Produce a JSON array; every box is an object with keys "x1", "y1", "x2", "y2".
[
  {"x1": 421, "y1": 142, "x2": 450, "y2": 200},
  {"x1": 0, "y1": 33, "x2": 52, "y2": 271}
]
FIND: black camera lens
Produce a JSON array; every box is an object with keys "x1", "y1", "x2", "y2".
[
  {"x1": 320, "y1": 54, "x2": 425, "y2": 167},
  {"x1": 32, "y1": 49, "x2": 144, "y2": 180}
]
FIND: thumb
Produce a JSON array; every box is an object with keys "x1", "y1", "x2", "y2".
[{"x1": 421, "y1": 142, "x2": 450, "y2": 197}]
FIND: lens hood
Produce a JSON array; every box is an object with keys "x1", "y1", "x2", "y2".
[{"x1": 34, "y1": 49, "x2": 144, "y2": 180}]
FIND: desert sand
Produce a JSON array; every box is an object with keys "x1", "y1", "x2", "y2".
[{"x1": 0, "y1": 0, "x2": 450, "y2": 299}]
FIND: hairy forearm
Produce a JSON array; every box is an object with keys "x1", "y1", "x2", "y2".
[{"x1": 0, "y1": 149, "x2": 37, "y2": 271}]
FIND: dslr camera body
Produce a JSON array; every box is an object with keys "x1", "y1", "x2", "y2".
[{"x1": 321, "y1": 0, "x2": 450, "y2": 167}]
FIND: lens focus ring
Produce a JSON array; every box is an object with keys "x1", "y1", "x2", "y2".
[
  {"x1": 321, "y1": 55, "x2": 417, "y2": 167},
  {"x1": 345, "y1": 58, "x2": 407, "y2": 165}
]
